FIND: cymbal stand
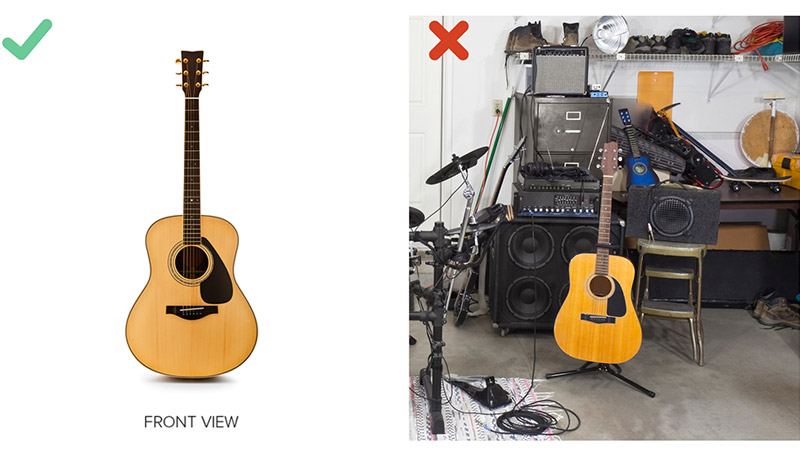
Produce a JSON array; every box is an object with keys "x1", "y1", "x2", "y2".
[{"x1": 443, "y1": 162, "x2": 477, "y2": 311}]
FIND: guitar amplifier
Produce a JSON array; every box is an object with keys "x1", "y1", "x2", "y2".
[
  {"x1": 532, "y1": 46, "x2": 588, "y2": 96},
  {"x1": 513, "y1": 182, "x2": 600, "y2": 217}
]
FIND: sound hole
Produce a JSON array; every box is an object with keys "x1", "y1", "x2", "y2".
[
  {"x1": 506, "y1": 276, "x2": 552, "y2": 320},
  {"x1": 651, "y1": 197, "x2": 693, "y2": 237},
  {"x1": 175, "y1": 245, "x2": 209, "y2": 279},
  {"x1": 508, "y1": 225, "x2": 554, "y2": 269},
  {"x1": 588, "y1": 275, "x2": 613, "y2": 298},
  {"x1": 561, "y1": 226, "x2": 598, "y2": 263}
]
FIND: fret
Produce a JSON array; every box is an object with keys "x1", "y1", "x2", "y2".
[
  {"x1": 183, "y1": 98, "x2": 200, "y2": 244},
  {"x1": 594, "y1": 174, "x2": 615, "y2": 275}
]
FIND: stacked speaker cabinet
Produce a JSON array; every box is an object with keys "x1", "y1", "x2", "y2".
[{"x1": 488, "y1": 216, "x2": 624, "y2": 335}]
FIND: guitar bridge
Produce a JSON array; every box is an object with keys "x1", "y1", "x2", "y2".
[
  {"x1": 580, "y1": 313, "x2": 616, "y2": 324},
  {"x1": 166, "y1": 306, "x2": 218, "y2": 320}
]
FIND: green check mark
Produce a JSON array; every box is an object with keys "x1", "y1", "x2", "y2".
[{"x1": 3, "y1": 19, "x2": 52, "y2": 60}]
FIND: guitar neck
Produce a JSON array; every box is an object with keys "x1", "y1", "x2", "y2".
[
  {"x1": 623, "y1": 125, "x2": 641, "y2": 159},
  {"x1": 595, "y1": 173, "x2": 613, "y2": 275},
  {"x1": 183, "y1": 98, "x2": 201, "y2": 244}
]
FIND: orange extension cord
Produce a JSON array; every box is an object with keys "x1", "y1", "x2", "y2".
[{"x1": 732, "y1": 20, "x2": 784, "y2": 70}]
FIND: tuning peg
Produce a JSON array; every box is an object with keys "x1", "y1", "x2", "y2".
[{"x1": 175, "y1": 59, "x2": 181, "y2": 63}]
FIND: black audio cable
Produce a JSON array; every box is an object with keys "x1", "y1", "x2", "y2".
[
  {"x1": 486, "y1": 215, "x2": 581, "y2": 436},
  {"x1": 409, "y1": 215, "x2": 583, "y2": 437}
]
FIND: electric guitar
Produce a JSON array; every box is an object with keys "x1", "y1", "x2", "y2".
[
  {"x1": 553, "y1": 142, "x2": 642, "y2": 364},
  {"x1": 126, "y1": 51, "x2": 257, "y2": 377},
  {"x1": 618, "y1": 108, "x2": 658, "y2": 188}
]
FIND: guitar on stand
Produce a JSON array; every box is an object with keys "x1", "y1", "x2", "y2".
[
  {"x1": 619, "y1": 108, "x2": 658, "y2": 188},
  {"x1": 548, "y1": 142, "x2": 654, "y2": 397}
]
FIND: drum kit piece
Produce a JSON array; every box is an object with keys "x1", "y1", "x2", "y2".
[{"x1": 409, "y1": 145, "x2": 514, "y2": 434}]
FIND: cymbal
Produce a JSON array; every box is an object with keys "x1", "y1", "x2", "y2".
[
  {"x1": 409, "y1": 206, "x2": 425, "y2": 228},
  {"x1": 460, "y1": 146, "x2": 490, "y2": 165},
  {"x1": 425, "y1": 146, "x2": 489, "y2": 185}
]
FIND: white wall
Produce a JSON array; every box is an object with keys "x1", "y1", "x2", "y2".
[{"x1": 440, "y1": 15, "x2": 799, "y2": 228}]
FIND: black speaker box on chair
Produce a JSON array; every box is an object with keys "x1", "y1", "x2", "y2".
[
  {"x1": 488, "y1": 216, "x2": 624, "y2": 335},
  {"x1": 625, "y1": 184, "x2": 721, "y2": 245}
]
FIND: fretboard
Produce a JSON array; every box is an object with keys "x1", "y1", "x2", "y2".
[
  {"x1": 594, "y1": 175, "x2": 613, "y2": 275},
  {"x1": 183, "y1": 98, "x2": 201, "y2": 244}
]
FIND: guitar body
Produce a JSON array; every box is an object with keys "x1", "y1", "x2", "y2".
[
  {"x1": 624, "y1": 154, "x2": 658, "y2": 187},
  {"x1": 126, "y1": 215, "x2": 257, "y2": 378},
  {"x1": 553, "y1": 253, "x2": 642, "y2": 364}
]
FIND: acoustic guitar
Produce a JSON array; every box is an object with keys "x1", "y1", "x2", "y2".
[
  {"x1": 126, "y1": 51, "x2": 257, "y2": 377},
  {"x1": 618, "y1": 108, "x2": 658, "y2": 188},
  {"x1": 553, "y1": 142, "x2": 641, "y2": 364}
]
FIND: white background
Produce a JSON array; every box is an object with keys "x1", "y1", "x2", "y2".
[
  {"x1": 0, "y1": 1, "x2": 408, "y2": 455},
  {"x1": 0, "y1": 0, "x2": 794, "y2": 456}
]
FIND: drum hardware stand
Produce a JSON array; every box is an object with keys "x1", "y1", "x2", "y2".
[
  {"x1": 546, "y1": 362, "x2": 655, "y2": 398},
  {"x1": 409, "y1": 146, "x2": 489, "y2": 436},
  {"x1": 409, "y1": 244, "x2": 420, "y2": 346},
  {"x1": 443, "y1": 161, "x2": 477, "y2": 313},
  {"x1": 451, "y1": 241, "x2": 480, "y2": 326},
  {"x1": 409, "y1": 281, "x2": 446, "y2": 434},
  {"x1": 409, "y1": 221, "x2": 451, "y2": 436}
]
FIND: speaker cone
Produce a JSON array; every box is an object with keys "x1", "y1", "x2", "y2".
[
  {"x1": 508, "y1": 224, "x2": 554, "y2": 269},
  {"x1": 651, "y1": 196, "x2": 694, "y2": 237},
  {"x1": 561, "y1": 225, "x2": 599, "y2": 263},
  {"x1": 506, "y1": 276, "x2": 552, "y2": 320}
]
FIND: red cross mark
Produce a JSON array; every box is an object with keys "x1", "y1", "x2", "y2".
[{"x1": 429, "y1": 20, "x2": 469, "y2": 61}]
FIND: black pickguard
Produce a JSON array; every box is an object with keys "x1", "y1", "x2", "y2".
[
  {"x1": 200, "y1": 237, "x2": 233, "y2": 304},
  {"x1": 606, "y1": 278, "x2": 627, "y2": 317}
]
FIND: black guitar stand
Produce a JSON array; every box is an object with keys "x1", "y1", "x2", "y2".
[{"x1": 546, "y1": 362, "x2": 656, "y2": 398}]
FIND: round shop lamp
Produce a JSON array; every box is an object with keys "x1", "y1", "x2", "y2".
[{"x1": 593, "y1": 16, "x2": 630, "y2": 54}]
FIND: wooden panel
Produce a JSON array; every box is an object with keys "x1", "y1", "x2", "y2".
[{"x1": 637, "y1": 71, "x2": 674, "y2": 118}]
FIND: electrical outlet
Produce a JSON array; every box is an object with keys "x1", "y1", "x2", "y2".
[{"x1": 491, "y1": 99, "x2": 503, "y2": 115}]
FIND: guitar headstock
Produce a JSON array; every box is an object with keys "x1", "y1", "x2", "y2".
[
  {"x1": 599, "y1": 142, "x2": 620, "y2": 176},
  {"x1": 176, "y1": 50, "x2": 207, "y2": 97},
  {"x1": 618, "y1": 108, "x2": 632, "y2": 127}
]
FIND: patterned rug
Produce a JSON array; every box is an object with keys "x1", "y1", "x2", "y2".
[{"x1": 408, "y1": 376, "x2": 562, "y2": 441}]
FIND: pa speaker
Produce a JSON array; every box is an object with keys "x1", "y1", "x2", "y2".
[
  {"x1": 488, "y1": 216, "x2": 624, "y2": 333},
  {"x1": 626, "y1": 184, "x2": 720, "y2": 245},
  {"x1": 532, "y1": 46, "x2": 588, "y2": 96}
]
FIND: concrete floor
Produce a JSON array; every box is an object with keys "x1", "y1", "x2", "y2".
[{"x1": 409, "y1": 273, "x2": 800, "y2": 440}]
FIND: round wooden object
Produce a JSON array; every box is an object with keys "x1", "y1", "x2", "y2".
[{"x1": 741, "y1": 110, "x2": 799, "y2": 166}]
